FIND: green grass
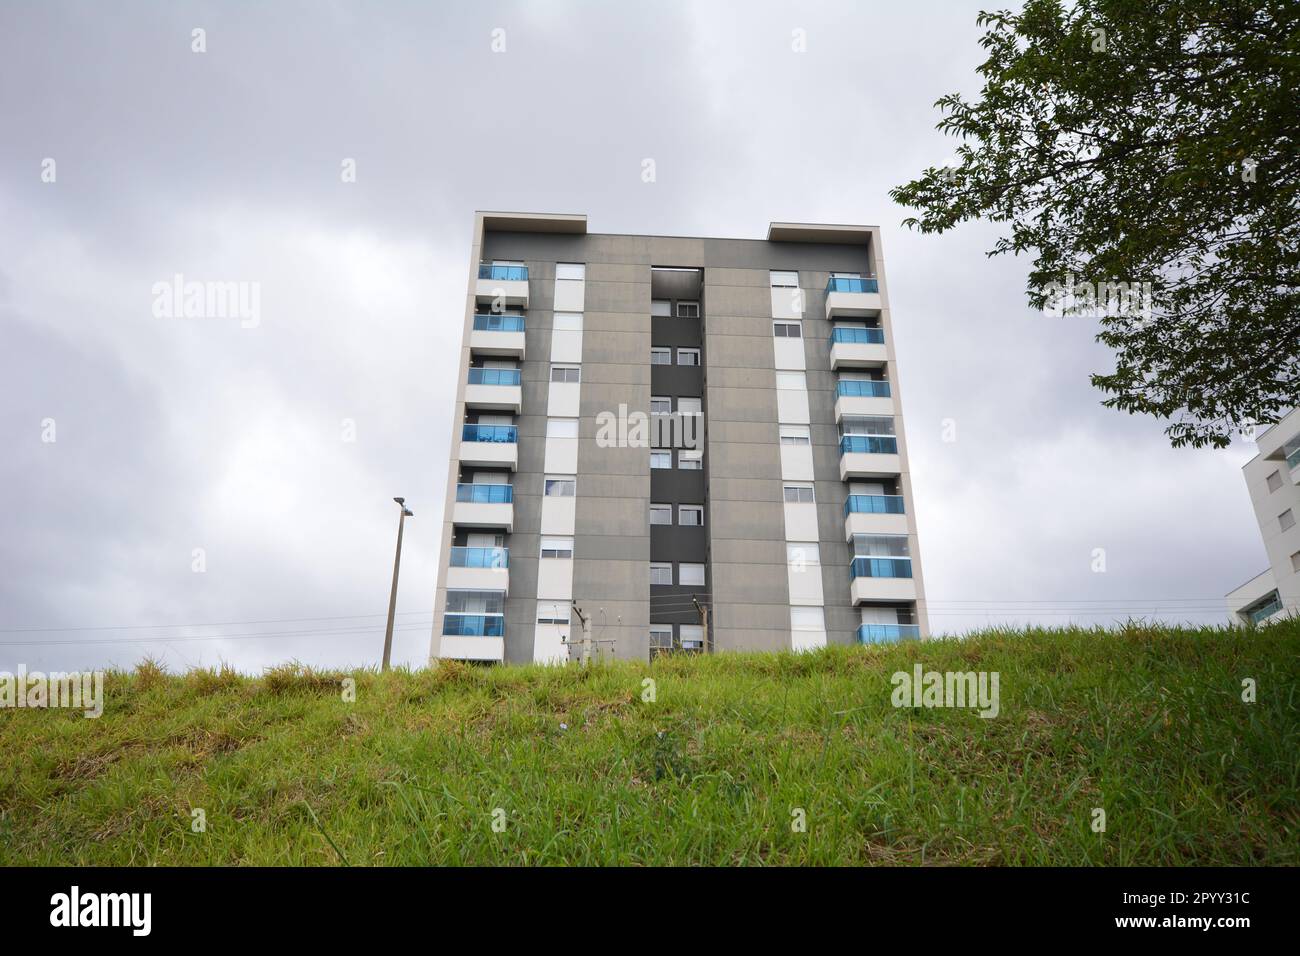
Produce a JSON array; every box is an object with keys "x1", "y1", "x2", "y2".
[{"x1": 1, "y1": 621, "x2": 1296, "y2": 865}]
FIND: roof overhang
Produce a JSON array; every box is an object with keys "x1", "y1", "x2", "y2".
[
  {"x1": 767, "y1": 222, "x2": 874, "y2": 244},
  {"x1": 481, "y1": 211, "x2": 587, "y2": 235}
]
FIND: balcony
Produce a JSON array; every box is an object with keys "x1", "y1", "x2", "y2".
[
  {"x1": 857, "y1": 623, "x2": 921, "y2": 644},
  {"x1": 839, "y1": 434, "x2": 901, "y2": 481},
  {"x1": 1249, "y1": 597, "x2": 1283, "y2": 625},
  {"x1": 464, "y1": 367, "x2": 522, "y2": 413},
  {"x1": 844, "y1": 494, "x2": 908, "y2": 539},
  {"x1": 475, "y1": 264, "x2": 529, "y2": 310},
  {"x1": 829, "y1": 326, "x2": 887, "y2": 370},
  {"x1": 1289, "y1": 447, "x2": 1300, "y2": 484},
  {"x1": 849, "y1": 555, "x2": 916, "y2": 603},
  {"x1": 452, "y1": 483, "x2": 514, "y2": 532},
  {"x1": 834, "y1": 379, "x2": 893, "y2": 420},
  {"x1": 460, "y1": 424, "x2": 518, "y2": 470},
  {"x1": 440, "y1": 614, "x2": 505, "y2": 662},
  {"x1": 825, "y1": 276, "x2": 881, "y2": 320},
  {"x1": 470, "y1": 313, "x2": 526, "y2": 360},
  {"x1": 446, "y1": 546, "x2": 509, "y2": 594}
]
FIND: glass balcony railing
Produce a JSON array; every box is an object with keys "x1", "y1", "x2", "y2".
[
  {"x1": 830, "y1": 327, "x2": 885, "y2": 346},
  {"x1": 442, "y1": 614, "x2": 505, "y2": 637},
  {"x1": 467, "y1": 368, "x2": 521, "y2": 386},
  {"x1": 1287, "y1": 447, "x2": 1300, "y2": 470},
  {"x1": 461, "y1": 424, "x2": 517, "y2": 444},
  {"x1": 850, "y1": 556, "x2": 913, "y2": 580},
  {"x1": 826, "y1": 276, "x2": 879, "y2": 295},
  {"x1": 1249, "y1": 597, "x2": 1283, "y2": 625},
  {"x1": 449, "y1": 547, "x2": 509, "y2": 569},
  {"x1": 478, "y1": 264, "x2": 528, "y2": 282},
  {"x1": 840, "y1": 435, "x2": 899, "y2": 455},
  {"x1": 473, "y1": 314, "x2": 526, "y2": 332},
  {"x1": 456, "y1": 484, "x2": 514, "y2": 504},
  {"x1": 857, "y1": 623, "x2": 920, "y2": 644},
  {"x1": 845, "y1": 494, "x2": 905, "y2": 516},
  {"x1": 837, "y1": 380, "x2": 891, "y2": 398}
]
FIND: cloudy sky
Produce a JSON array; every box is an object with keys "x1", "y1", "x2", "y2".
[{"x1": 0, "y1": 1, "x2": 1267, "y2": 673}]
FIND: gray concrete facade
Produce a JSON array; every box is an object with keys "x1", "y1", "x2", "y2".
[{"x1": 431, "y1": 213, "x2": 929, "y2": 665}]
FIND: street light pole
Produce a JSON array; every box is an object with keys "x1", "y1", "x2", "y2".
[{"x1": 382, "y1": 497, "x2": 414, "y2": 672}]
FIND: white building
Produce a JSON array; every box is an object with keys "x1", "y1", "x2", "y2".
[{"x1": 1226, "y1": 407, "x2": 1300, "y2": 625}]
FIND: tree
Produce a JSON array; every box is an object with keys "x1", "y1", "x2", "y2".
[{"x1": 891, "y1": 0, "x2": 1299, "y2": 447}]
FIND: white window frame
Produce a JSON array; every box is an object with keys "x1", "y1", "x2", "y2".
[
  {"x1": 770, "y1": 270, "x2": 799, "y2": 289},
  {"x1": 676, "y1": 301, "x2": 700, "y2": 318},
  {"x1": 783, "y1": 483, "x2": 815, "y2": 504},
  {"x1": 679, "y1": 563, "x2": 706, "y2": 586},
  {"x1": 677, "y1": 347, "x2": 701, "y2": 366},
  {"x1": 544, "y1": 475, "x2": 576, "y2": 497},
  {"x1": 651, "y1": 347, "x2": 672, "y2": 365},
  {"x1": 649, "y1": 503, "x2": 673, "y2": 526},
  {"x1": 780, "y1": 425, "x2": 811, "y2": 445},
  {"x1": 678, "y1": 505, "x2": 704, "y2": 527},
  {"x1": 678, "y1": 397, "x2": 702, "y2": 416},
  {"x1": 678, "y1": 449, "x2": 703, "y2": 470},
  {"x1": 555, "y1": 263, "x2": 585, "y2": 281},
  {"x1": 650, "y1": 563, "x2": 673, "y2": 586},
  {"x1": 651, "y1": 299, "x2": 672, "y2": 317},
  {"x1": 540, "y1": 536, "x2": 574, "y2": 559},
  {"x1": 650, "y1": 450, "x2": 672, "y2": 470},
  {"x1": 650, "y1": 395, "x2": 672, "y2": 415},
  {"x1": 550, "y1": 365, "x2": 581, "y2": 383},
  {"x1": 773, "y1": 321, "x2": 802, "y2": 338}
]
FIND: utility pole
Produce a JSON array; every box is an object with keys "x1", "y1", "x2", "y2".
[
  {"x1": 692, "y1": 595, "x2": 711, "y2": 654},
  {"x1": 382, "y1": 497, "x2": 414, "y2": 672},
  {"x1": 571, "y1": 604, "x2": 592, "y2": 667}
]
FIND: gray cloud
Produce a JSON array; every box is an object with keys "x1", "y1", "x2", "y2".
[{"x1": 0, "y1": 1, "x2": 1266, "y2": 672}]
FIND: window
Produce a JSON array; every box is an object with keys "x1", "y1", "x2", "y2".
[
  {"x1": 830, "y1": 271, "x2": 861, "y2": 279},
  {"x1": 1267, "y1": 470, "x2": 1283, "y2": 493},
  {"x1": 677, "y1": 348, "x2": 701, "y2": 366},
  {"x1": 550, "y1": 365, "x2": 580, "y2": 383},
  {"x1": 651, "y1": 347, "x2": 672, "y2": 365},
  {"x1": 537, "y1": 605, "x2": 570, "y2": 626},
  {"x1": 556, "y1": 263, "x2": 585, "y2": 281},
  {"x1": 649, "y1": 625, "x2": 674, "y2": 649},
  {"x1": 679, "y1": 563, "x2": 706, "y2": 586},
  {"x1": 773, "y1": 321, "x2": 803, "y2": 338},
  {"x1": 770, "y1": 270, "x2": 799, "y2": 289},
  {"x1": 853, "y1": 534, "x2": 910, "y2": 557},
  {"x1": 1281, "y1": 509, "x2": 1296, "y2": 532},
  {"x1": 783, "y1": 484, "x2": 815, "y2": 504},
  {"x1": 544, "y1": 476, "x2": 576, "y2": 497},
  {"x1": 546, "y1": 418, "x2": 579, "y2": 438},
  {"x1": 541, "y1": 537, "x2": 574, "y2": 559},
  {"x1": 842, "y1": 415, "x2": 895, "y2": 436},
  {"x1": 780, "y1": 425, "x2": 811, "y2": 445},
  {"x1": 649, "y1": 504, "x2": 673, "y2": 526},
  {"x1": 791, "y1": 607, "x2": 826, "y2": 631},
  {"x1": 678, "y1": 449, "x2": 703, "y2": 470},
  {"x1": 650, "y1": 396, "x2": 672, "y2": 415},
  {"x1": 651, "y1": 451, "x2": 672, "y2": 469},
  {"x1": 650, "y1": 563, "x2": 673, "y2": 586},
  {"x1": 676, "y1": 301, "x2": 700, "y2": 318},
  {"x1": 1292, "y1": 551, "x2": 1300, "y2": 574},
  {"x1": 776, "y1": 371, "x2": 806, "y2": 390},
  {"x1": 678, "y1": 397, "x2": 702, "y2": 416},
  {"x1": 553, "y1": 312, "x2": 583, "y2": 331},
  {"x1": 679, "y1": 624, "x2": 704, "y2": 650},
  {"x1": 445, "y1": 590, "x2": 505, "y2": 615},
  {"x1": 651, "y1": 299, "x2": 672, "y2": 317},
  {"x1": 679, "y1": 505, "x2": 704, "y2": 527}
]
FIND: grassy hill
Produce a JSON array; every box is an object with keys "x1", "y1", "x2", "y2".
[{"x1": 1, "y1": 621, "x2": 1296, "y2": 866}]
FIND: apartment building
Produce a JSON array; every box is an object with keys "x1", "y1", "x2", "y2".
[
  {"x1": 430, "y1": 212, "x2": 928, "y2": 664},
  {"x1": 1226, "y1": 406, "x2": 1300, "y2": 626}
]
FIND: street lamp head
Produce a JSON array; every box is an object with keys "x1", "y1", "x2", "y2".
[
  {"x1": 402, "y1": 508, "x2": 414, "y2": 517},
  {"x1": 393, "y1": 497, "x2": 405, "y2": 505}
]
